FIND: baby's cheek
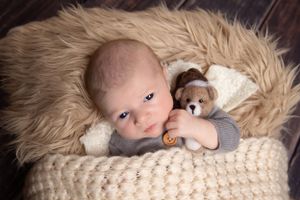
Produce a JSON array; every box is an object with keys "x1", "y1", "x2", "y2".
[
  {"x1": 116, "y1": 123, "x2": 132, "y2": 138},
  {"x1": 115, "y1": 121, "x2": 127, "y2": 132},
  {"x1": 160, "y1": 96, "x2": 173, "y2": 119},
  {"x1": 167, "y1": 95, "x2": 174, "y2": 112}
]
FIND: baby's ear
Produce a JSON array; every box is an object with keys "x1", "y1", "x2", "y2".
[
  {"x1": 175, "y1": 88, "x2": 184, "y2": 100},
  {"x1": 207, "y1": 86, "x2": 218, "y2": 100},
  {"x1": 162, "y1": 66, "x2": 171, "y2": 90},
  {"x1": 162, "y1": 64, "x2": 168, "y2": 78}
]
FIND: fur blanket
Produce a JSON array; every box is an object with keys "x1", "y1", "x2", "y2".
[
  {"x1": 0, "y1": 6, "x2": 299, "y2": 166},
  {"x1": 1, "y1": 5, "x2": 299, "y2": 200}
]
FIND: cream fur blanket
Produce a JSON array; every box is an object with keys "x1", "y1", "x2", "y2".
[
  {"x1": 0, "y1": 7, "x2": 299, "y2": 163},
  {"x1": 0, "y1": 5, "x2": 300, "y2": 199},
  {"x1": 0, "y1": 6, "x2": 299, "y2": 164}
]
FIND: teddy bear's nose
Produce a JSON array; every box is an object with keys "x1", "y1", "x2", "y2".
[{"x1": 189, "y1": 105, "x2": 195, "y2": 111}]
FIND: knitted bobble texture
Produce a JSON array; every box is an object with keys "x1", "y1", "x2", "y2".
[{"x1": 24, "y1": 137, "x2": 289, "y2": 200}]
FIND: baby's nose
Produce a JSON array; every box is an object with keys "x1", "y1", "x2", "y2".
[
  {"x1": 135, "y1": 111, "x2": 149, "y2": 126},
  {"x1": 189, "y1": 105, "x2": 195, "y2": 111}
]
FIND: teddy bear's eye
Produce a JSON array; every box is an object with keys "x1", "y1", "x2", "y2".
[
  {"x1": 186, "y1": 98, "x2": 191, "y2": 103},
  {"x1": 199, "y1": 99, "x2": 204, "y2": 103}
]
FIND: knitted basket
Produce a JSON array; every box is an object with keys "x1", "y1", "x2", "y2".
[
  {"x1": 24, "y1": 138, "x2": 289, "y2": 200},
  {"x1": 1, "y1": 5, "x2": 299, "y2": 200}
]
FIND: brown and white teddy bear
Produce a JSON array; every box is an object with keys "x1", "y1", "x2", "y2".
[{"x1": 174, "y1": 68, "x2": 218, "y2": 151}]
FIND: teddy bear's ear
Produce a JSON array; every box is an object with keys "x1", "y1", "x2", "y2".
[
  {"x1": 175, "y1": 68, "x2": 208, "y2": 88},
  {"x1": 175, "y1": 72, "x2": 185, "y2": 88},
  {"x1": 207, "y1": 86, "x2": 218, "y2": 100},
  {"x1": 175, "y1": 88, "x2": 184, "y2": 100},
  {"x1": 187, "y1": 68, "x2": 201, "y2": 74}
]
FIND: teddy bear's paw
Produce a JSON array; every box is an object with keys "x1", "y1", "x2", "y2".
[{"x1": 185, "y1": 138, "x2": 202, "y2": 151}]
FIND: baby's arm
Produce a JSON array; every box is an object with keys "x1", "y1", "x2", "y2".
[
  {"x1": 166, "y1": 107, "x2": 240, "y2": 151},
  {"x1": 109, "y1": 131, "x2": 123, "y2": 156},
  {"x1": 166, "y1": 109, "x2": 219, "y2": 149},
  {"x1": 206, "y1": 107, "x2": 240, "y2": 152}
]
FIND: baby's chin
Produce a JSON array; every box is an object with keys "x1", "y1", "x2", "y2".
[
  {"x1": 145, "y1": 131, "x2": 162, "y2": 138},
  {"x1": 143, "y1": 124, "x2": 164, "y2": 138},
  {"x1": 121, "y1": 123, "x2": 165, "y2": 140}
]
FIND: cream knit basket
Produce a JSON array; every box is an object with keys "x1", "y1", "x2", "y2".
[
  {"x1": 24, "y1": 138, "x2": 288, "y2": 200},
  {"x1": 1, "y1": 6, "x2": 300, "y2": 200}
]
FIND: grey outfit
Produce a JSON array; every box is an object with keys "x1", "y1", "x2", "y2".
[{"x1": 109, "y1": 106, "x2": 240, "y2": 157}]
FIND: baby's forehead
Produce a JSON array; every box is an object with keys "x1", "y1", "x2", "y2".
[
  {"x1": 99, "y1": 66, "x2": 165, "y2": 111},
  {"x1": 101, "y1": 42, "x2": 158, "y2": 68},
  {"x1": 87, "y1": 40, "x2": 162, "y2": 95}
]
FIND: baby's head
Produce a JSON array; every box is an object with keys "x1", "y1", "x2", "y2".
[{"x1": 85, "y1": 39, "x2": 173, "y2": 140}]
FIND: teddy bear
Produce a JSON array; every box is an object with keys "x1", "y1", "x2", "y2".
[{"x1": 173, "y1": 68, "x2": 218, "y2": 151}]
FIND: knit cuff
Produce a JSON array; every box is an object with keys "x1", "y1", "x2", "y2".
[{"x1": 208, "y1": 119, "x2": 240, "y2": 152}]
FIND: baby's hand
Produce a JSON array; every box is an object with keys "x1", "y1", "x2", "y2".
[{"x1": 165, "y1": 109, "x2": 200, "y2": 139}]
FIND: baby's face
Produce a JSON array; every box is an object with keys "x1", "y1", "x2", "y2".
[{"x1": 100, "y1": 60, "x2": 173, "y2": 140}]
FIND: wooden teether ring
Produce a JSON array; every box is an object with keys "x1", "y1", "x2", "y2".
[{"x1": 162, "y1": 133, "x2": 177, "y2": 146}]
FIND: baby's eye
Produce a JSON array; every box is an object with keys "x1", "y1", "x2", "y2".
[
  {"x1": 199, "y1": 99, "x2": 204, "y2": 103},
  {"x1": 119, "y1": 112, "x2": 129, "y2": 119},
  {"x1": 144, "y1": 93, "x2": 154, "y2": 101}
]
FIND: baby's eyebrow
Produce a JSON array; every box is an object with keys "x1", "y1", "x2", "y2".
[
  {"x1": 106, "y1": 109, "x2": 120, "y2": 118},
  {"x1": 137, "y1": 89, "x2": 149, "y2": 98}
]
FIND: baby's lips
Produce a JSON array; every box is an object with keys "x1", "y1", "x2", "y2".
[{"x1": 144, "y1": 123, "x2": 156, "y2": 133}]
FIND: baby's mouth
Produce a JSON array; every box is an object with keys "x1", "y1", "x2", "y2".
[{"x1": 144, "y1": 123, "x2": 157, "y2": 134}]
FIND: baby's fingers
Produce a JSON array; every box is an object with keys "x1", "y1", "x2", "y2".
[
  {"x1": 165, "y1": 121, "x2": 177, "y2": 130},
  {"x1": 166, "y1": 129, "x2": 179, "y2": 139},
  {"x1": 168, "y1": 109, "x2": 185, "y2": 118}
]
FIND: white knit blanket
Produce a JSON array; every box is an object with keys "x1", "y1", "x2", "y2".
[{"x1": 24, "y1": 137, "x2": 289, "y2": 200}]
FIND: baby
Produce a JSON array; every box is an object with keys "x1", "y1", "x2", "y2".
[{"x1": 85, "y1": 39, "x2": 240, "y2": 156}]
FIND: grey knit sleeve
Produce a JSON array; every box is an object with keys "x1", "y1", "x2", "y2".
[
  {"x1": 108, "y1": 131, "x2": 124, "y2": 156},
  {"x1": 207, "y1": 107, "x2": 240, "y2": 152}
]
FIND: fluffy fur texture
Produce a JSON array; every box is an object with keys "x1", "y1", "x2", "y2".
[{"x1": 0, "y1": 6, "x2": 300, "y2": 164}]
